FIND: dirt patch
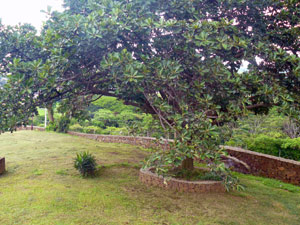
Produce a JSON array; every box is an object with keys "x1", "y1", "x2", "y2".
[{"x1": 108, "y1": 152, "x2": 119, "y2": 155}]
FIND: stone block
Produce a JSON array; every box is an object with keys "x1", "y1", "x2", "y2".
[{"x1": 0, "y1": 157, "x2": 5, "y2": 175}]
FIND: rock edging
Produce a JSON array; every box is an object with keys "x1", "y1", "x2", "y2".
[{"x1": 139, "y1": 167, "x2": 226, "y2": 193}]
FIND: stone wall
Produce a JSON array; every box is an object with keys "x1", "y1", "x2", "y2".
[
  {"x1": 223, "y1": 146, "x2": 300, "y2": 186},
  {"x1": 139, "y1": 168, "x2": 225, "y2": 193},
  {"x1": 0, "y1": 158, "x2": 5, "y2": 175},
  {"x1": 16, "y1": 127, "x2": 300, "y2": 186},
  {"x1": 67, "y1": 131, "x2": 171, "y2": 149}
]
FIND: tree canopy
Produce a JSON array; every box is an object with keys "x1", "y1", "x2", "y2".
[{"x1": 0, "y1": 0, "x2": 299, "y2": 189}]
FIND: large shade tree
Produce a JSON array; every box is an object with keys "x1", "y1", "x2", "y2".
[{"x1": 0, "y1": 0, "x2": 299, "y2": 189}]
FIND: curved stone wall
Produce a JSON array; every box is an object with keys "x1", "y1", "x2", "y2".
[{"x1": 139, "y1": 168, "x2": 225, "y2": 193}]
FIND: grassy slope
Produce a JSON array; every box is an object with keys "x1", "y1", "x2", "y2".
[{"x1": 0, "y1": 131, "x2": 299, "y2": 225}]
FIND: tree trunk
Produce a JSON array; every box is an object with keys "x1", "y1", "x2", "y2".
[
  {"x1": 46, "y1": 103, "x2": 55, "y2": 123},
  {"x1": 31, "y1": 116, "x2": 34, "y2": 130},
  {"x1": 181, "y1": 157, "x2": 194, "y2": 170}
]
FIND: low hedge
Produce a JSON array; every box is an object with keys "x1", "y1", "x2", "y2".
[
  {"x1": 69, "y1": 124, "x2": 128, "y2": 135},
  {"x1": 227, "y1": 134, "x2": 300, "y2": 161}
]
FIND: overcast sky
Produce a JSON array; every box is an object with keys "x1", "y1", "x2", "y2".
[{"x1": 0, "y1": 0, "x2": 64, "y2": 30}]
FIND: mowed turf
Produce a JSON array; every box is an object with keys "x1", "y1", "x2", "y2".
[{"x1": 0, "y1": 131, "x2": 300, "y2": 225}]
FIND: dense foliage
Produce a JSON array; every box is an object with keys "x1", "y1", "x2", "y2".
[
  {"x1": 227, "y1": 108, "x2": 300, "y2": 161},
  {"x1": 248, "y1": 135, "x2": 300, "y2": 161},
  {"x1": 0, "y1": 0, "x2": 299, "y2": 189},
  {"x1": 34, "y1": 96, "x2": 162, "y2": 136},
  {"x1": 84, "y1": 96, "x2": 161, "y2": 136}
]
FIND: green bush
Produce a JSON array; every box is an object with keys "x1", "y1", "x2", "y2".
[
  {"x1": 69, "y1": 124, "x2": 128, "y2": 135},
  {"x1": 100, "y1": 126, "x2": 128, "y2": 135},
  {"x1": 247, "y1": 135, "x2": 283, "y2": 156},
  {"x1": 243, "y1": 135, "x2": 300, "y2": 161},
  {"x1": 74, "y1": 152, "x2": 97, "y2": 177},
  {"x1": 83, "y1": 126, "x2": 102, "y2": 134},
  {"x1": 69, "y1": 124, "x2": 84, "y2": 132},
  {"x1": 46, "y1": 122, "x2": 58, "y2": 131},
  {"x1": 277, "y1": 138, "x2": 300, "y2": 160},
  {"x1": 91, "y1": 120, "x2": 105, "y2": 129},
  {"x1": 57, "y1": 116, "x2": 70, "y2": 133}
]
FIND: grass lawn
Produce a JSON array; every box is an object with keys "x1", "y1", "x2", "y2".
[{"x1": 0, "y1": 131, "x2": 300, "y2": 225}]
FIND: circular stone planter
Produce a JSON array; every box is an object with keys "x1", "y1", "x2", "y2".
[{"x1": 139, "y1": 167, "x2": 226, "y2": 193}]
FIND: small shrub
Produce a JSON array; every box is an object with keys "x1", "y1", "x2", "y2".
[
  {"x1": 74, "y1": 152, "x2": 97, "y2": 177},
  {"x1": 57, "y1": 116, "x2": 70, "y2": 133},
  {"x1": 46, "y1": 122, "x2": 58, "y2": 131},
  {"x1": 91, "y1": 120, "x2": 106, "y2": 129},
  {"x1": 69, "y1": 124, "x2": 84, "y2": 132},
  {"x1": 83, "y1": 126, "x2": 102, "y2": 134},
  {"x1": 101, "y1": 126, "x2": 128, "y2": 135}
]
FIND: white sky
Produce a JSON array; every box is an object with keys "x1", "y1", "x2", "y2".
[{"x1": 0, "y1": 0, "x2": 64, "y2": 30}]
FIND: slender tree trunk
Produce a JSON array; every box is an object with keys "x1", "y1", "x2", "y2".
[
  {"x1": 31, "y1": 116, "x2": 34, "y2": 130},
  {"x1": 181, "y1": 157, "x2": 194, "y2": 170},
  {"x1": 46, "y1": 103, "x2": 54, "y2": 123}
]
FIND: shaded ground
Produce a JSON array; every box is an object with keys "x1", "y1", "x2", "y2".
[{"x1": 0, "y1": 131, "x2": 300, "y2": 225}]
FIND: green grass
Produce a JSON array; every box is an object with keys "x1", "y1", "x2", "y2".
[{"x1": 0, "y1": 131, "x2": 300, "y2": 225}]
